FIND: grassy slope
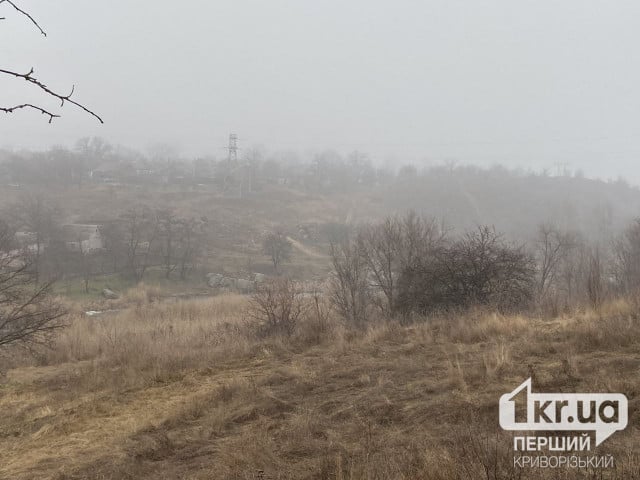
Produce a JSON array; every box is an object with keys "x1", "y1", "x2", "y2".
[{"x1": 1, "y1": 295, "x2": 639, "y2": 479}]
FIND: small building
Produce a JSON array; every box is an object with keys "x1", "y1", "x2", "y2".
[
  {"x1": 90, "y1": 163, "x2": 121, "y2": 184},
  {"x1": 62, "y1": 224, "x2": 104, "y2": 253}
]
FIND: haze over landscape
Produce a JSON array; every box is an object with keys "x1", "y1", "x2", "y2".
[
  {"x1": 3, "y1": 0, "x2": 640, "y2": 181},
  {"x1": 3, "y1": 2, "x2": 640, "y2": 479}
]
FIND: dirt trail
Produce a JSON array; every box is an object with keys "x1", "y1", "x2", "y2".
[{"x1": 286, "y1": 236, "x2": 327, "y2": 259}]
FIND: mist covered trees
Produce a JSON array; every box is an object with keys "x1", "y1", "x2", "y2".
[
  {"x1": 357, "y1": 213, "x2": 445, "y2": 317},
  {"x1": 397, "y1": 226, "x2": 536, "y2": 315},
  {"x1": 0, "y1": 219, "x2": 65, "y2": 350},
  {"x1": 262, "y1": 229, "x2": 292, "y2": 272},
  {"x1": 2, "y1": 139, "x2": 640, "y2": 253},
  {"x1": 105, "y1": 207, "x2": 207, "y2": 282},
  {"x1": 330, "y1": 213, "x2": 542, "y2": 324},
  {"x1": 329, "y1": 240, "x2": 370, "y2": 326},
  {"x1": 328, "y1": 209, "x2": 640, "y2": 326},
  {"x1": 0, "y1": 197, "x2": 211, "y2": 293},
  {"x1": 613, "y1": 220, "x2": 640, "y2": 293}
]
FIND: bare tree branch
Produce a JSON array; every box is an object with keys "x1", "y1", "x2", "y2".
[
  {"x1": 0, "y1": 103, "x2": 59, "y2": 123},
  {"x1": 1, "y1": 2, "x2": 103, "y2": 123},
  {"x1": 0, "y1": 0, "x2": 46, "y2": 36},
  {"x1": 0, "y1": 67, "x2": 103, "y2": 123}
]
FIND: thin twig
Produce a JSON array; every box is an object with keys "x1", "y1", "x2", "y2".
[
  {"x1": 0, "y1": 0, "x2": 46, "y2": 36},
  {"x1": 0, "y1": 103, "x2": 59, "y2": 123},
  {"x1": 0, "y1": 2, "x2": 102, "y2": 123},
  {"x1": 0, "y1": 67, "x2": 103, "y2": 123}
]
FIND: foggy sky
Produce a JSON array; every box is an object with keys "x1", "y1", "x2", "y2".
[{"x1": 2, "y1": 1, "x2": 640, "y2": 181}]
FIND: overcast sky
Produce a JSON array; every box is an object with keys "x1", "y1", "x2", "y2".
[{"x1": 2, "y1": 1, "x2": 640, "y2": 181}]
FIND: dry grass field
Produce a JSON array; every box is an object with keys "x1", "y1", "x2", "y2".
[{"x1": 1, "y1": 287, "x2": 640, "y2": 479}]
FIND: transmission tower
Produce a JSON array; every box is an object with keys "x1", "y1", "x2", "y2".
[{"x1": 227, "y1": 134, "x2": 238, "y2": 164}]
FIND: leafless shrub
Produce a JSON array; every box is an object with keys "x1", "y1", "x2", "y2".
[
  {"x1": 295, "y1": 288, "x2": 333, "y2": 345},
  {"x1": 329, "y1": 240, "x2": 371, "y2": 327},
  {"x1": 358, "y1": 211, "x2": 446, "y2": 317},
  {"x1": 398, "y1": 226, "x2": 536, "y2": 315},
  {"x1": 249, "y1": 278, "x2": 307, "y2": 337}
]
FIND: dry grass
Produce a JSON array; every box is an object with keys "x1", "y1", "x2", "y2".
[{"x1": 1, "y1": 290, "x2": 640, "y2": 479}]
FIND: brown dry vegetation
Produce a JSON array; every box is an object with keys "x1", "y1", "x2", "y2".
[{"x1": 1, "y1": 287, "x2": 640, "y2": 479}]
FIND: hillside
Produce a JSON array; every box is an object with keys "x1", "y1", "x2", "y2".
[
  {"x1": 1, "y1": 292, "x2": 639, "y2": 479},
  {"x1": 3, "y1": 165, "x2": 640, "y2": 288}
]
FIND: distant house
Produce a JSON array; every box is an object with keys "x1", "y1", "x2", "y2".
[
  {"x1": 61, "y1": 224, "x2": 104, "y2": 253},
  {"x1": 90, "y1": 163, "x2": 120, "y2": 184}
]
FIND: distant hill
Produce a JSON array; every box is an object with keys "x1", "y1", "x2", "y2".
[{"x1": 377, "y1": 165, "x2": 640, "y2": 242}]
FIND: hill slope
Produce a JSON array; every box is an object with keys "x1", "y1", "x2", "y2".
[{"x1": 1, "y1": 295, "x2": 639, "y2": 479}]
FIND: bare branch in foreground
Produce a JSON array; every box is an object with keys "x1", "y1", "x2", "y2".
[
  {"x1": 0, "y1": 103, "x2": 60, "y2": 123},
  {"x1": 0, "y1": 0, "x2": 46, "y2": 35},
  {"x1": 1, "y1": 2, "x2": 102, "y2": 123},
  {"x1": 0, "y1": 67, "x2": 103, "y2": 123}
]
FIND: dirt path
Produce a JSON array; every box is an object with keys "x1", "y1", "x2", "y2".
[{"x1": 286, "y1": 236, "x2": 327, "y2": 259}]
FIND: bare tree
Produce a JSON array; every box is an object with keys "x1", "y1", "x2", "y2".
[
  {"x1": 0, "y1": 1, "x2": 102, "y2": 123},
  {"x1": 100, "y1": 220, "x2": 125, "y2": 274},
  {"x1": 156, "y1": 211, "x2": 206, "y2": 280},
  {"x1": 176, "y1": 217, "x2": 205, "y2": 280},
  {"x1": 358, "y1": 217, "x2": 402, "y2": 316},
  {"x1": 156, "y1": 209, "x2": 178, "y2": 279},
  {"x1": 8, "y1": 195, "x2": 60, "y2": 285},
  {"x1": 586, "y1": 248, "x2": 605, "y2": 310},
  {"x1": 535, "y1": 223, "x2": 577, "y2": 299},
  {"x1": 75, "y1": 137, "x2": 112, "y2": 186},
  {"x1": 76, "y1": 232, "x2": 94, "y2": 294},
  {"x1": 358, "y1": 211, "x2": 445, "y2": 317},
  {"x1": 121, "y1": 207, "x2": 159, "y2": 281},
  {"x1": 613, "y1": 219, "x2": 640, "y2": 293},
  {"x1": 329, "y1": 240, "x2": 371, "y2": 326},
  {"x1": 0, "y1": 220, "x2": 66, "y2": 350},
  {"x1": 262, "y1": 228, "x2": 292, "y2": 272}
]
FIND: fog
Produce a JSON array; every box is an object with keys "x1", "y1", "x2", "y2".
[{"x1": 2, "y1": 1, "x2": 640, "y2": 181}]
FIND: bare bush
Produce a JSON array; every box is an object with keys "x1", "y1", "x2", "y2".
[
  {"x1": 358, "y1": 211, "x2": 445, "y2": 317},
  {"x1": 296, "y1": 288, "x2": 334, "y2": 345},
  {"x1": 329, "y1": 240, "x2": 371, "y2": 326},
  {"x1": 398, "y1": 226, "x2": 536, "y2": 315},
  {"x1": 535, "y1": 223, "x2": 577, "y2": 304},
  {"x1": 249, "y1": 278, "x2": 307, "y2": 336}
]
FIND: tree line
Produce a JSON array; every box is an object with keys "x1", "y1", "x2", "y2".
[
  {"x1": 0, "y1": 196, "x2": 210, "y2": 292},
  {"x1": 327, "y1": 212, "x2": 640, "y2": 326}
]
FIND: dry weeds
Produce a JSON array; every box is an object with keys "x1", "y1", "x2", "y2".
[{"x1": 1, "y1": 286, "x2": 640, "y2": 479}]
